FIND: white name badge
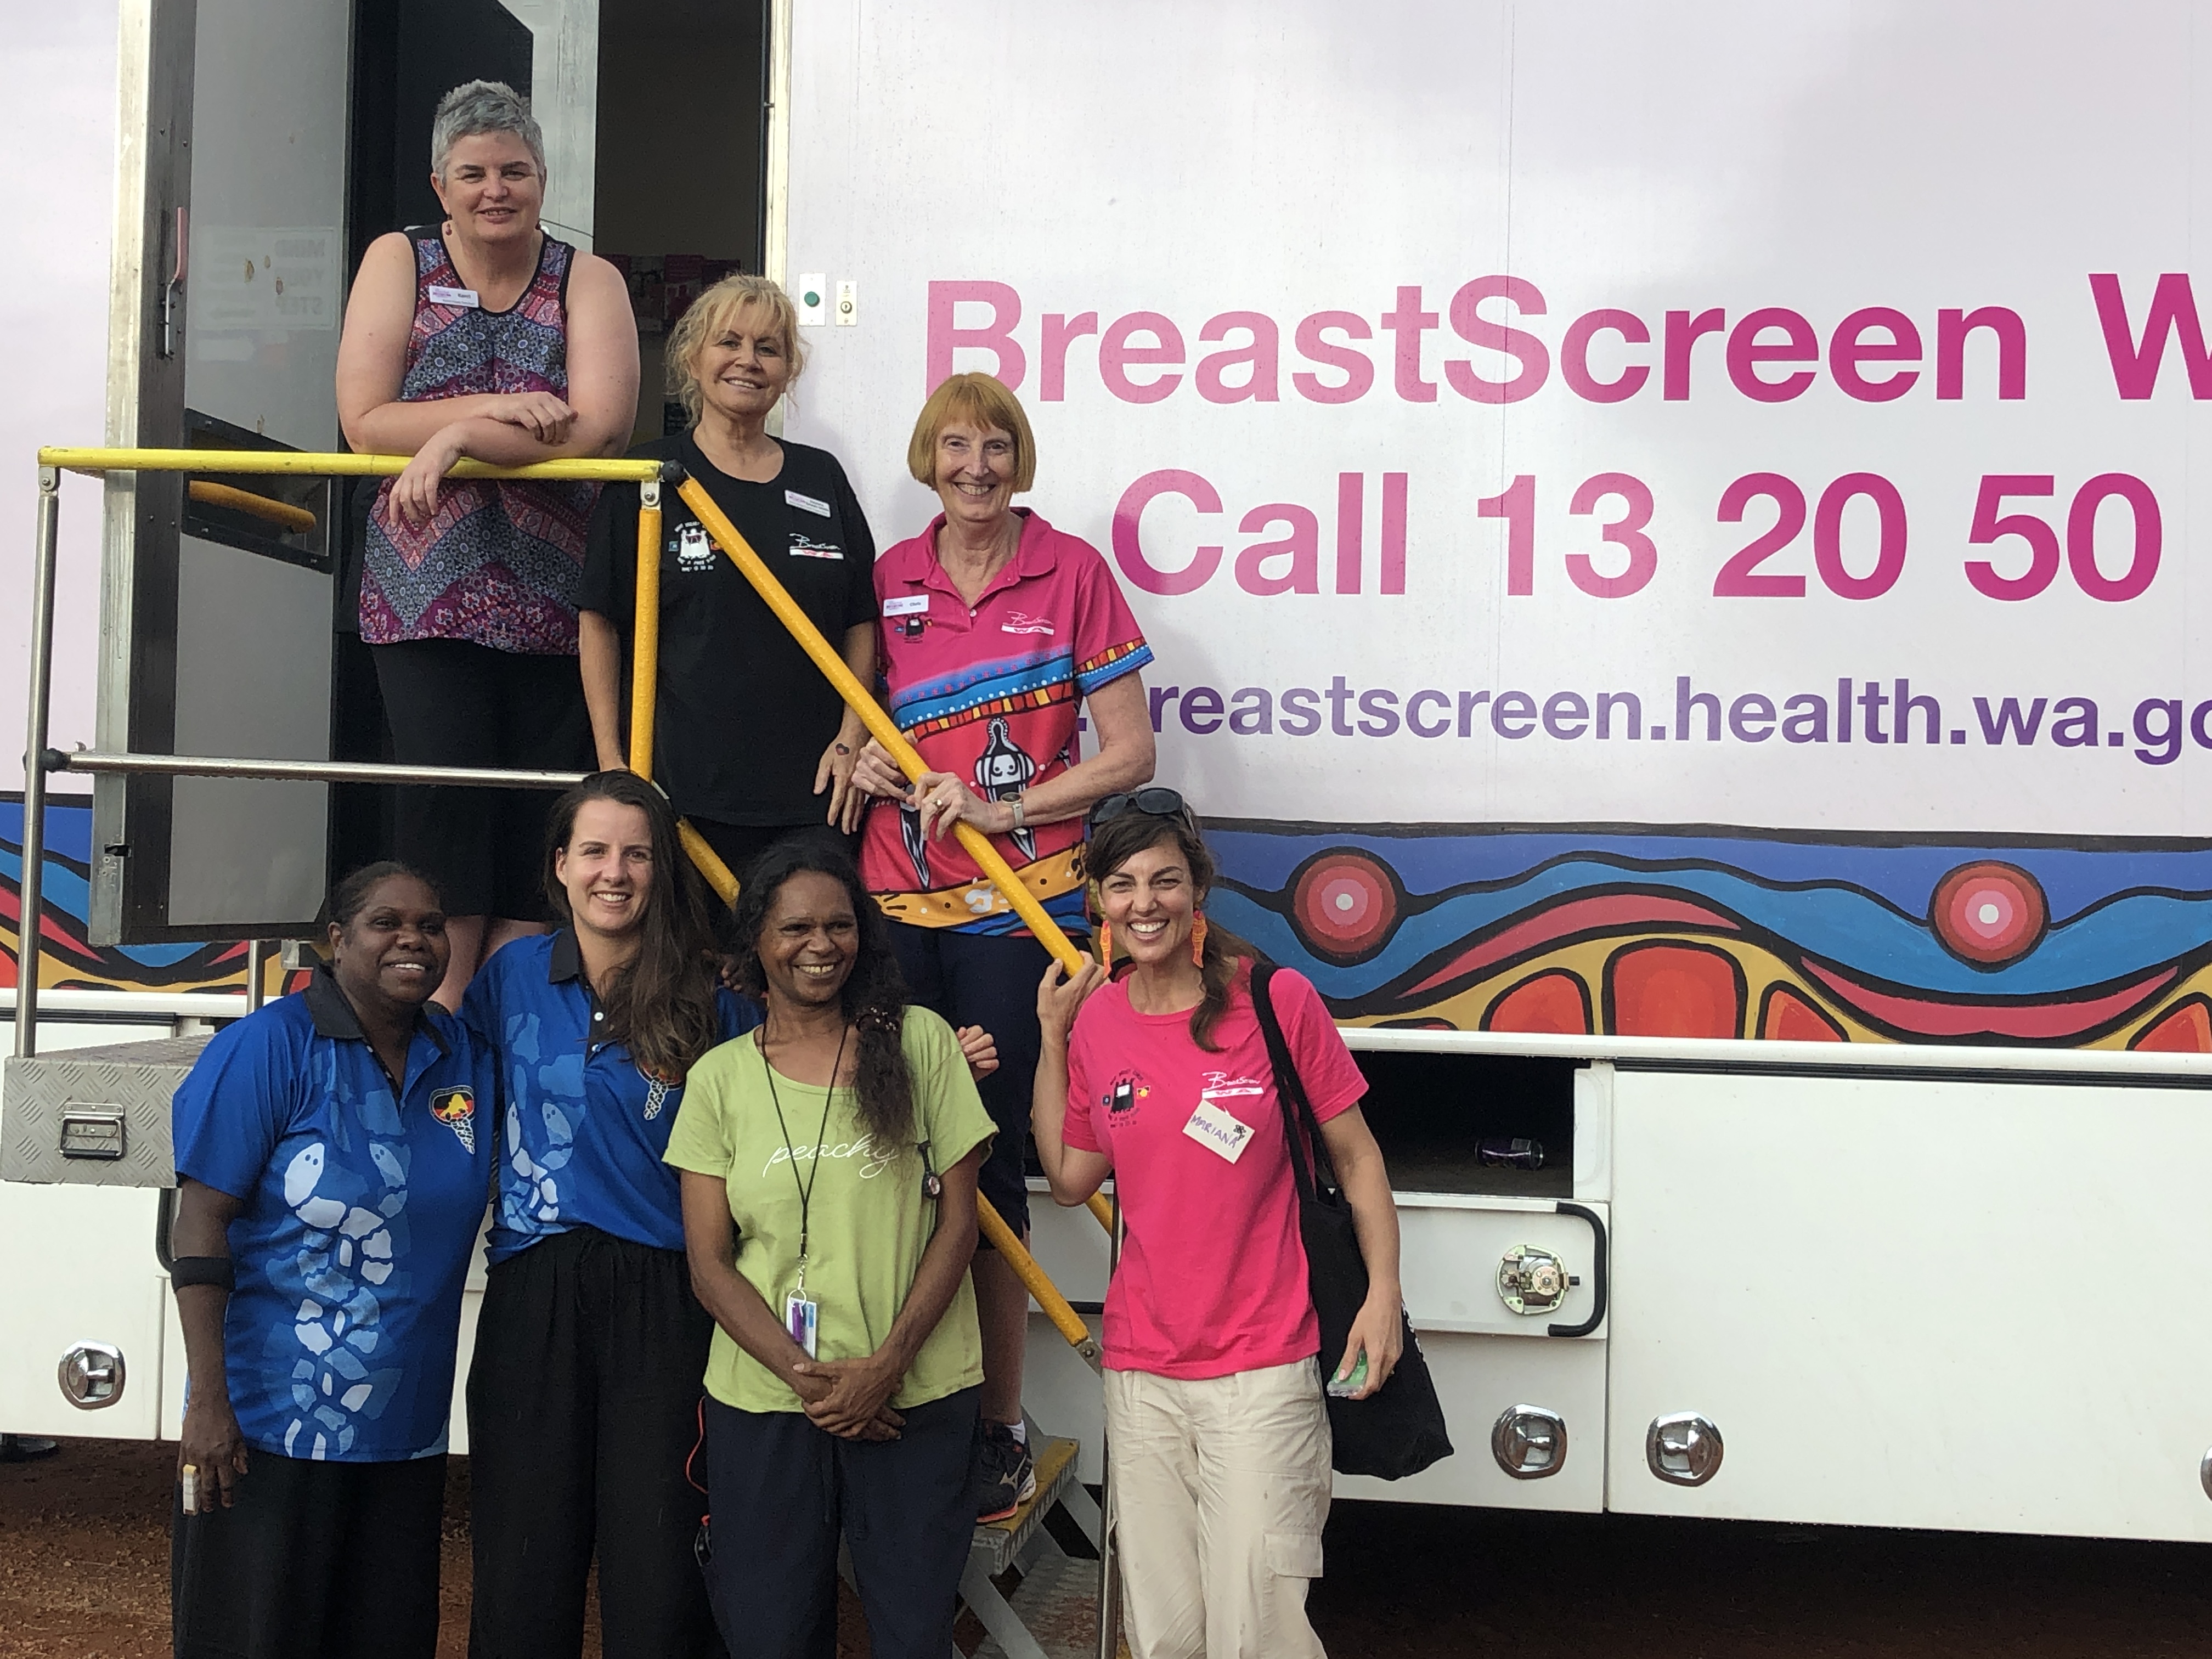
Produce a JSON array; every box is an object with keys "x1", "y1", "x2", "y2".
[
  {"x1": 785, "y1": 488, "x2": 833, "y2": 517},
  {"x1": 1183, "y1": 1098, "x2": 1255, "y2": 1163},
  {"x1": 882, "y1": 594, "x2": 930, "y2": 618},
  {"x1": 426, "y1": 284, "x2": 479, "y2": 308}
]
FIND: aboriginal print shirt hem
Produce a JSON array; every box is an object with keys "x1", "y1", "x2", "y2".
[{"x1": 860, "y1": 510, "x2": 1152, "y2": 935}]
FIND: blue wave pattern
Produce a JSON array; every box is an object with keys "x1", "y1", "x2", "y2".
[{"x1": 1204, "y1": 827, "x2": 2212, "y2": 1006}]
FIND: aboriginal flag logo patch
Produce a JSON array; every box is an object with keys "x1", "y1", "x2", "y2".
[{"x1": 430, "y1": 1085, "x2": 476, "y2": 1152}]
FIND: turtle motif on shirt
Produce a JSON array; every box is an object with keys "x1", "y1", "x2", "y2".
[{"x1": 269, "y1": 1062, "x2": 410, "y2": 1459}]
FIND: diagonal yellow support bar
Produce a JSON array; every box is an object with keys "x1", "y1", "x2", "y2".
[{"x1": 672, "y1": 473, "x2": 1090, "y2": 979}]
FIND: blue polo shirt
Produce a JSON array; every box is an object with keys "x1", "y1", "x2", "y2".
[
  {"x1": 171, "y1": 967, "x2": 496, "y2": 1462},
  {"x1": 464, "y1": 931, "x2": 762, "y2": 1263}
]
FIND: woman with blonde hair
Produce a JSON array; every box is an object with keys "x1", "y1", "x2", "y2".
[{"x1": 579, "y1": 273, "x2": 878, "y2": 882}]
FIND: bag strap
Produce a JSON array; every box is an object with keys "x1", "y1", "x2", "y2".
[{"x1": 1250, "y1": 963, "x2": 1344, "y2": 1202}]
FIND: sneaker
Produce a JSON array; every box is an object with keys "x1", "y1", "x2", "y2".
[{"x1": 974, "y1": 1420, "x2": 1037, "y2": 1522}]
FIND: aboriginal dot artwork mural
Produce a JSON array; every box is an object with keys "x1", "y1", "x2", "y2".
[
  {"x1": 18, "y1": 795, "x2": 2212, "y2": 1050},
  {"x1": 1205, "y1": 823, "x2": 2212, "y2": 1049}
]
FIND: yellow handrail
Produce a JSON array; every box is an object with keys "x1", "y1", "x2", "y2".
[
  {"x1": 39, "y1": 446, "x2": 663, "y2": 482},
  {"x1": 187, "y1": 480, "x2": 317, "y2": 534},
  {"x1": 674, "y1": 475, "x2": 1091, "y2": 978}
]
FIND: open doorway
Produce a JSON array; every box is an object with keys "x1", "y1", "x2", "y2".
[{"x1": 594, "y1": 0, "x2": 771, "y2": 440}]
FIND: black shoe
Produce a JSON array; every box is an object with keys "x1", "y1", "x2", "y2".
[
  {"x1": 0, "y1": 1435, "x2": 58, "y2": 1463},
  {"x1": 974, "y1": 1420, "x2": 1036, "y2": 1522}
]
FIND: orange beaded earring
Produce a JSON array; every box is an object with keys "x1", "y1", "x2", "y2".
[
  {"x1": 1098, "y1": 921, "x2": 1113, "y2": 968},
  {"x1": 1189, "y1": 913, "x2": 1209, "y2": 967}
]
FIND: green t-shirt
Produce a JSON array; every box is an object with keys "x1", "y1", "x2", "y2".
[{"x1": 664, "y1": 1006, "x2": 996, "y2": 1414}]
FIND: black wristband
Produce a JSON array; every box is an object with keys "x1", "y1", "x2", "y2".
[{"x1": 171, "y1": 1256, "x2": 235, "y2": 1292}]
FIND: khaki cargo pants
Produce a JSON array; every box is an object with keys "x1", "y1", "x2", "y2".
[{"x1": 1105, "y1": 1356, "x2": 1333, "y2": 1659}]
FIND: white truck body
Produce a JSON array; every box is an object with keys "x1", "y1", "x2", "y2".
[{"x1": 7, "y1": 0, "x2": 2212, "y2": 1542}]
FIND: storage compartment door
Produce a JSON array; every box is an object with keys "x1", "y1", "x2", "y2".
[{"x1": 1605, "y1": 1068, "x2": 2212, "y2": 1541}]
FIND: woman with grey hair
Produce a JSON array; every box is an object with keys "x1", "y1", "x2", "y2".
[{"x1": 336, "y1": 80, "x2": 640, "y2": 1010}]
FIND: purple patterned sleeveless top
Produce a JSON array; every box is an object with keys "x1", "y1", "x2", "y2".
[{"x1": 360, "y1": 231, "x2": 601, "y2": 654}]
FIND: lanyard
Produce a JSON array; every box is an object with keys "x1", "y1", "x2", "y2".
[{"x1": 758, "y1": 1020, "x2": 850, "y2": 1296}]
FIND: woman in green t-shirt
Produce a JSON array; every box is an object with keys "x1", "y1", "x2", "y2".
[{"x1": 666, "y1": 839, "x2": 995, "y2": 1659}]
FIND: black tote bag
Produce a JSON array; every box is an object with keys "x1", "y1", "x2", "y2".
[{"x1": 1250, "y1": 963, "x2": 1453, "y2": 1480}]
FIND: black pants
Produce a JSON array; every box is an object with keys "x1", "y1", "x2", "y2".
[
  {"x1": 466, "y1": 1226, "x2": 723, "y2": 1659},
  {"x1": 370, "y1": 637, "x2": 591, "y2": 920},
  {"x1": 171, "y1": 1448, "x2": 445, "y2": 1659},
  {"x1": 891, "y1": 925, "x2": 1057, "y2": 1237},
  {"x1": 701, "y1": 1388, "x2": 981, "y2": 1659}
]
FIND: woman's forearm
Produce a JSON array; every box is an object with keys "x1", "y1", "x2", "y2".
[
  {"x1": 578, "y1": 611, "x2": 628, "y2": 770},
  {"x1": 1336, "y1": 1139, "x2": 1403, "y2": 1302},
  {"x1": 1030, "y1": 1036, "x2": 1105, "y2": 1204},
  {"x1": 347, "y1": 394, "x2": 521, "y2": 456},
  {"x1": 872, "y1": 1153, "x2": 983, "y2": 1374},
  {"x1": 688, "y1": 1249, "x2": 818, "y2": 1391}
]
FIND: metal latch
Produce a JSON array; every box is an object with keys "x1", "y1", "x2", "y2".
[
  {"x1": 60, "y1": 1110, "x2": 127, "y2": 1160},
  {"x1": 1646, "y1": 1411, "x2": 1724, "y2": 1485},
  {"x1": 1497, "y1": 1243, "x2": 1580, "y2": 1314},
  {"x1": 58, "y1": 1342, "x2": 127, "y2": 1410},
  {"x1": 1491, "y1": 1404, "x2": 1568, "y2": 1479}
]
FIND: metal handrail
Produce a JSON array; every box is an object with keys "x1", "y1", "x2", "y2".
[
  {"x1": 14, "y1": 448, "x2": 672, "y2": 1059},
  {"x1": 15, "y1": 443, "x2": 1111, "y2": 1370}
]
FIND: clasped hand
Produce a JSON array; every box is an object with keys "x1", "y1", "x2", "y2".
[
  {"x1": 847, "y1": 744, "x2": 1012, "y2": 841},
  {"x1": 791, "y1": 1353, "x2": 905, "y2": 1441}
]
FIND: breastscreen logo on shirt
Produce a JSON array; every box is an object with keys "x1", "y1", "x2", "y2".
[
  {"x1": 1105, "y1": 1069, "x2": 1151, "y2": 1122},
  {"x1": 676, "y1": 521, "x2": 716, "y2": 572},
  {"x1": 430, "y1": 1085, "x2": 477, "y2": 1152},
  {"x1": 1002, "y1": 611, "x2": 1057, "y2": 635}
]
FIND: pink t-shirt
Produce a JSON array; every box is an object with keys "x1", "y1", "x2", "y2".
[
  {"x1": 861, "y1": 510, "x2": 1151, "y2": 935},
  {"x1": 1063, "y1": 966, "x2": 1367, "y2": 1379}
]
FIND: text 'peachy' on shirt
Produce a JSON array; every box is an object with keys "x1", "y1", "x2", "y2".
[
  {"x1": 662, "y1": 1007, "x2": 996, "y2": 1414},
  {"x1": 171, "y1": 967, "x2": 499, "y2": 1460}
]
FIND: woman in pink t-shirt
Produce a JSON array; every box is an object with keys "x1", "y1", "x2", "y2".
[{"x1": 1031, "y1": 792, "x2": 1403, "y2": 1659}]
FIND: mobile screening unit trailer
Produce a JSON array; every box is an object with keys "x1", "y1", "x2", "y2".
[{"x1": 8, "y1": 0, "x2": 2212, "y2": 1544}]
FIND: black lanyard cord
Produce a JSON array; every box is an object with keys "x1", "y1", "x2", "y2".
[{"x1": 758, "y1": 1019, "x2": 850, "y2": 1278}]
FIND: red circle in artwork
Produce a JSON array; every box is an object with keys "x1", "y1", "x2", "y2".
[
  {"x1": 1290, "y1": 850, "x2": 1399, "y2": 961},
  {"x1": 1929, "y1": 861, "x2": 2048, "y2": 967}
]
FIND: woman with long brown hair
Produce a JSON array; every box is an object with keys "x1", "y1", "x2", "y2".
[
  {"x1": 460, "y1": 770, "x2": 758, "y2": 1659},
  {"x1": 1032, "y1": 789, "x2": 1404, "y2": 1659},
  {"x1": 668, "y1": 838, "x2": 995, "y2": 1659}
]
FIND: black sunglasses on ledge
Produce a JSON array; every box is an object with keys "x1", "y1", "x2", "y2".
[{"x1": 1087, "y1": 787, "x2": 1192, "y2": 831}]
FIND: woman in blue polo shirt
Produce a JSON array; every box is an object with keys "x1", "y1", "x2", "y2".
[
  {"x1": 170, "y1": 861, "x2": 494, "y2": 1659},
  {"x1": 460, "y1": 769, "x2": 760, "y2": 1659}
]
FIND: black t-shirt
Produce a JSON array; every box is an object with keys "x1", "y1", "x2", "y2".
[{"x1": 579, "y1": 432, "x2": 879, "y2": 826}]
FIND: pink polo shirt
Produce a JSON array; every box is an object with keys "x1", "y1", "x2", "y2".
[
  {"x1": 862, "y1": 510, "x2": 1152, "y2": 934},
  {"x1": 1063, "y1": 966, "x2": 1368, "y2": 1379}
]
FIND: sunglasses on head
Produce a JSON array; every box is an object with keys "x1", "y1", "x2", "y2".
[{"x1": 1087, "y1": 787, "x2": 1192, "y2": 831}]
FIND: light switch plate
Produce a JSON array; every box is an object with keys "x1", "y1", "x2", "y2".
[{"x1": 835, "y1": 279, "x2": 857, "y2": 326}]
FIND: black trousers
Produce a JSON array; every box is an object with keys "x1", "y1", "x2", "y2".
[
  {"x1": 701, "y1": 1387, "x2": 982, "y2": 1659},
  {"x1": 171, "y1": 1448, "x2": 445, "y2": 1659},
  {"x1": 466, "y1": 1226, "x2": 723, "y2": 1659},
  {"x1": 891, "y1": 925, "x2": 1057, "y2": 1236},
  {"x1": 370, "y1": 637, "x2": 591, "y2": 921}
]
